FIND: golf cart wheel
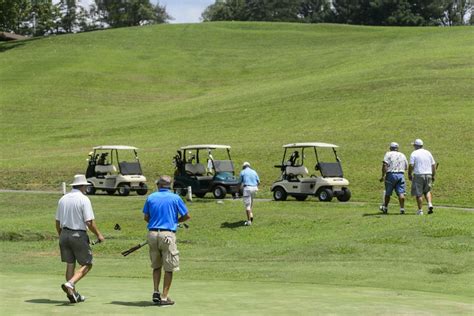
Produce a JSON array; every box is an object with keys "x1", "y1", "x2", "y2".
[
  {"x1": 195, "y1": 192, "x2": 206, "y2": 198},
  {"x1": 273, "y1": 187, "x2": 287, "y2": 201},
  {"x1": 85, "y1": 184, "x2": 96, "y2": 195},
  {"x1": 213, "y1": 185, "x2": 227, "y2": 199},
  {"x1": 136, "y1": 184, "x2": 148, "y2": 196},
  {"x1": 295, "y1": 195, "x2": 307, "y2": 201},
  {"x1": 106, "y1": 189, "x2": 115, "y2": 195},
  {"x1": 317, "y1": 188, "x2": 333, "y2": 202},
  {"x1": 117, "y1": 184, "x2": 130, "y2": 196},
  {"x1": 337, "y1": 188, "x2": 351, "y2": 202}
]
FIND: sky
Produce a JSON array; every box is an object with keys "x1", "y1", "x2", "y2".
[
  {"x1": 74, "y1": 0, "x2": 215, "y2": 24},
  {"x1": 157, "y1": 0, "x2": 215, "y2": 24}
]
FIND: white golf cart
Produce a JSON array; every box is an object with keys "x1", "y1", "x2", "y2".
[
  {"x1": 172, "y1": 144, "x2": 240, "y2": 199},
  {"x1": 85, "y1": 145, "x2": 148, "y2": 196},
  {"x1": 271, "y1": 142, "x2": 351, "y2": 202}
]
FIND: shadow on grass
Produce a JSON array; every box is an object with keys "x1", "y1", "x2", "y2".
[
  {"x1": 109, "y1": 301, "x2": 156, "y2": 307},
  {"x1": 220, "y1": 220, "x2": 246, "y2": 229},
  {"x1": 25, "y1": 299, "x2": 70, "y2": 306},
  {"x1": 362, "y1": 213, "x2": 416, "y2": 217}
]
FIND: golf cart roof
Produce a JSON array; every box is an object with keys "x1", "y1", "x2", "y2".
[
  {"x1": 93, "y1": 145, "x2": 139, "y2": 150},
  {"x1": 283, "y1": 142, "x2": 339, "y2": 148},
  {"x1": 180, "y1": 144, "x2": 231, "y2": 150}
]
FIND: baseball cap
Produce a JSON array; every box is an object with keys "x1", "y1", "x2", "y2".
[
  {"x1": 412, "y1": 139, "x2": 423, "y2": 146},
  {"x1": 242, "y1": 161, "x2": 250, "y2": 168},
  {"x1": 390, "y1": 142, "x2": 399, "y2": 149}
]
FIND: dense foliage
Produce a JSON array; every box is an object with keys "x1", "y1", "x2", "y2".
[
  {"x1": 0, "y1": 0, "x2": 171, "y2": 36},
  {"x1": 202, "y1": 0, "x2": 473, "y2": 25}
]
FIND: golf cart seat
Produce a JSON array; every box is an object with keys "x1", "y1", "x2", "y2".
[
  {"x1": 316, "y1": 162, "x2": 343, "y2": 178},
  {"x1": 95, "y1": 164, "x2": 117, "y2": 174},
  {"x1": 285, "y1": 165, "x2": 308, "y2": 177},
  {"x1": 185, "y1": 163, "x2": 206, "y2": 176}
]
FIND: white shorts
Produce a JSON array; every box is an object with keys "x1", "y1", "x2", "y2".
[{"x1": 243, "y1": 186, "x2": 258, "y2": 210}]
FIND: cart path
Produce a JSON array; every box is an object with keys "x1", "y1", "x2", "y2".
[{"x1": 0, "y1": 189, "x2": 472, "y2": 211}]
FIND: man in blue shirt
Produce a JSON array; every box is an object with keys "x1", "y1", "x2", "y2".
[
  {"x1": 143, "y1": 175, "x2": 190, "y2": 306},
  {"x1": 239, "y1": 162, "x2": 260, "y2": 226}
]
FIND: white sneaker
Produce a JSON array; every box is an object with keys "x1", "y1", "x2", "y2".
[
  {"x1": 417, "y1": 210, "x2": 424, "y2": 215},
  {"x1": 244, "y1": 221, "x2": 251, "y2": 226}
]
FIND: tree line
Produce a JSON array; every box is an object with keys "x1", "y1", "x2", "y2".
[
  {"x1": 0, "y1": 0, "x2": 171, "y2": 37},
  {"x1": 202, "y1": 0, "x2": 473, "y2": 26}
]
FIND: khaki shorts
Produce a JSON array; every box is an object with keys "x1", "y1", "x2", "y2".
[
  {"x1": 147, "y1": 231, "x2": 179, "y2": 272},
  {"x1": 243, "y1": 186, "x2": 258, "y2": 210},
  {"x1": 59, "y1": 229, "x2": 93, "y2": 265},
  {"x1": 411, "y1": 174, "x2": 433, "y2": 196}
]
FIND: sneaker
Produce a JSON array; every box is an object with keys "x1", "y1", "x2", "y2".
[
  {"x1": 159, "y1": 297, "x2": 175, "y2": 306},
  {"x1": 380, "y1": 206, "x2": 388, "y2": 214},
  {"x1": 76, "y1": 292, "x2": 86, "y2": 303},
  {"x1": 417, "y1": 210, "x2": 424, "y2": 216},
  {"x1": 428, "y1": 206, "x2": 434, "y2": 214},
  {"x1": 400, "y1": 209, "x2": 405, "y2": 215},
  {"x1": 61, "y1": 283, "x2": 78, "y2": 303},
  {"x1": 152, "y1": 292, "x2": 161, "y2": 303}
]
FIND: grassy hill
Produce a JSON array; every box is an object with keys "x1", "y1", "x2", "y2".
[{"x1": 0, "y1": 22, "x2": 473, "y2": 206}]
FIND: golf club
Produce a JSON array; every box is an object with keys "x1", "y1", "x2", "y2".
[{"x1": 121, "y1": 241, "x2": 148, "y2": 256}]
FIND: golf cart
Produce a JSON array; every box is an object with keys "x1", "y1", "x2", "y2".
[
  {"x1": 172, "y1": 144, "x2": 240, "y2": 199},
  {"x1": 271, "y1": 142, "x2": 351, "y2": 202},
  {"x1": 85, "y1": 145, "x2": 148, "y2": 196}
]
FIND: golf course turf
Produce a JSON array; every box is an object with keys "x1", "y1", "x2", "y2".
[{"x1": 0, "y1": 22, "x2": 473, "y2": 314}]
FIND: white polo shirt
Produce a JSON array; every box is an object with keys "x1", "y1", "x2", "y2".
[
  {"x1": 383, "y1": 151, "x2": 408, "y2": 173},
  {"x1": 409, "y1": 148, "x2": 435, "y2": 175},
  {"x1": 56, "y1": 189, "x2": 95, "y2": 231}
]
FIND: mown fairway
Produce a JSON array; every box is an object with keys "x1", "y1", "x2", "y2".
[
  {"x1": 0, "y1": 192, "x2": 473, "y2": 315},
  {"x1": 0, "y1": 22, "x2": 473, "y2": 205}
]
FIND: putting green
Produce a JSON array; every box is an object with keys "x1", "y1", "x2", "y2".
[{"x1": 1, "y1": 273, "x2": 472, "y2": 315}]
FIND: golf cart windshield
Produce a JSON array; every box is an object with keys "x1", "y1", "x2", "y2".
[
  {"x1": 119, "y1": 161, "x2": 143, "y2": 175},
  {"x1": 213, "y1": 160, "x2": 234, "y2": 173},
  {"x1": 317, "y1": 162, "x2": 343, "y2": 177}
]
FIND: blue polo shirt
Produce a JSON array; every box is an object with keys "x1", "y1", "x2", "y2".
[
  {"x1": 143, "y1": 189, "x2": 188, "y2": 231},
  {"x1": 240, "y1": 168, "x2": 260, "y2": 186}
]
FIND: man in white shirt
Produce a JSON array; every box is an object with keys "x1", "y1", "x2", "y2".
[
  {"x1": 379, "y1": 142, "x2": 408, "y2": 214},
  {"x1": 56, "y1": 175, "x2": 104, "y2": 303},
  {"x1": 408, "y1": 139, "x2": 436, "y2": 215}
]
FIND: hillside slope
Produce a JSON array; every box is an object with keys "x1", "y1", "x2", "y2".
[{"x1": 0, "y1": 22, "x2": 473, "y2": 205}]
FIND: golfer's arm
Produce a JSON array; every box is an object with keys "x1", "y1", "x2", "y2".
[
  {"x1": 144, "y1": 214, "x2": 149, "y2": 223},
  {"x1": 381, "y1": 162, "x2": 387, "y2": 178},
  {"x1": 86, "y1": 220, "x2": 104, "y2": 241},
  {"x1": 178, "y1": 214, "x2": 191, "y2": 223},
  {"x1": 55, "y1": 220, "x2": 61, "y2": 236},
  {"x1": 408, "y1": 164, "x2": 414, "y2": 177},
  {"x1": 431, "y1": 164, "x2": 436, "y2": 178}
]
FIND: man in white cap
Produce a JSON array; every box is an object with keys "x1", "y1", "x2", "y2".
[
  {"x1": 408, "y1": 139, "x2": 436, "y2": 215},
  {"x1": 239, "y1": 162, "x2": 260, "y2": 226},
  {"x1": 55, "y1": 174, "x2": 105, "y2": 303},
  {"x1": 379, "y1": 142, "x2": 408, "y2": 214}
]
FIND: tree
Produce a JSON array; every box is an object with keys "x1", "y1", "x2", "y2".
[
  {"x1": 95, "y1": 0, "x2": 171, "y2": 27},
  {"x1": 0, "y1": 0, "x2": 31, "y2": 34}
]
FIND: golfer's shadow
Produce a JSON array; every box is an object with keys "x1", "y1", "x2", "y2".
[
  {"x1": 220, "y1": 220, "x2": 247, "y2": 228},
  {"x1": 25, "y1": 299, "x2": 70, "y2": 306},
  {"x1": 362, "y1": 212, "x2": 415, "y2": 217},
  {"x1": 110, "y1": 301, "x2": 156, "y2": 307}
]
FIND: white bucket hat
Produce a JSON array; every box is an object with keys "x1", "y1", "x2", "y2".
[
  {"x1": 242, "y1": 161, "x2": 251, "y2": 168},
  {"x1": 69, "y1": 174, "x2": 90, "y2": 186}
]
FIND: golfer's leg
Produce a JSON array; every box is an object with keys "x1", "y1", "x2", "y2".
[
  {"x1": 153, "y1": 268, "x2": 162, "y2": 292},
  {"x1": 69, "y1": 264, "x2": 91, "y2": 284},
  {"x1": 162, "y1": 271, "x2": 173, "y2": 299},
  {"x1": 65, "y1": 263, "x2": 75, "y2": 281},
  {"x1": 425, "y1": 191, "x2": 432, "y2": 205},
  {"x1": 398, "y1": 193, "x2": 405, "y2": 209},
  {"x1": 416, "y1": 196, "x2": 423, "y2": 210},
  {"x1": 384, "y1": 195, "x2": 391, "y2": 207}
]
